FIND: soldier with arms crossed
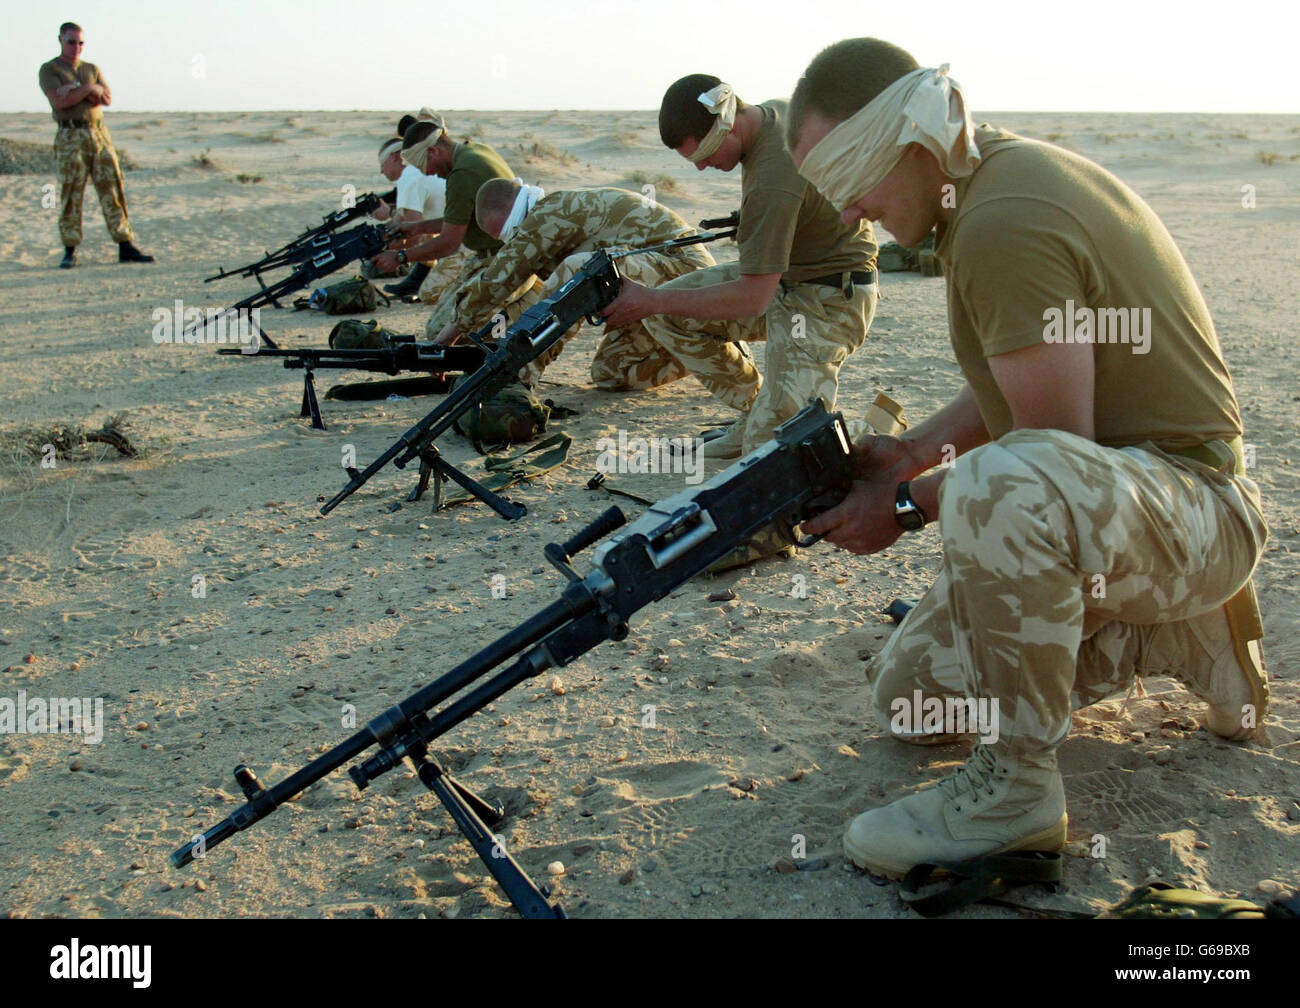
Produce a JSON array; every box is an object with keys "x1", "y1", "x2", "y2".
[{"x1": 38, "y1": 22, "x2": 153, "y2": 268}]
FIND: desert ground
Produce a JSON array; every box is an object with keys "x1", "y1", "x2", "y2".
[{"x1": 0, "y1": 108, "x2": 1297, "y2": 918}]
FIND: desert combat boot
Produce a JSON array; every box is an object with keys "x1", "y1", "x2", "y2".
[
  {"x1": 1155, "y1": 580, "x2": 1268, "y2": 741},
  {"x1": 843, "y1": 745, "x2": 1067, "y2": 879}
]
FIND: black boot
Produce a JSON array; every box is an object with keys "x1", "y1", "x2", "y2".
[
  {"x1": 119, "y1": 240, "x2": 155, "y2": 264},
  {"x1": 59, "y1": 246, "x2": 77, "y2": 269},
  {"x1": 384, "y1": 261, "x2": 430, "y2": 300}
]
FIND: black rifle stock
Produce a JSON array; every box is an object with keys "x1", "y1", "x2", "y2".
[
  {"x1": 318, "y1": 213, "x2": 740, "y2": 516},
  {"x1": 170, "y1": 399, "x2": 855, "y2": 918}
]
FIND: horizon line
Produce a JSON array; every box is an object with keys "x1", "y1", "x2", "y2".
[{"x1": 1, "y1": 107, "x2": 1297, "y2": 117}]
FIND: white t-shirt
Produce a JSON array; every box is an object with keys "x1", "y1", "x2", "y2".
[{"x1": 396, "y1": 164, "x2": 446, "y2": 220}]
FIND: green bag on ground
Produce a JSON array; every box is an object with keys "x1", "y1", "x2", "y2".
[
  {"x1": 452, "y1": 380, "x2": 552, "y2": 453},
  {"x1": 295, "y1": 275, "x2": 390, "y2": 314},
  {"x1": 327, "y1": 318, "x2": 395, "y2": 350}
]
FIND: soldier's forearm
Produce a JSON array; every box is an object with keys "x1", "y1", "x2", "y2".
[
  {"x1": 901, "y1": 385, "x2": 990, "y2": 471},
  {"x1": 646, "y1": 276, "x2": 773, "y2": 321},
  {"x1": 49, "y1": 83, "x2": 94, "y2": 110},
  {"x1": 409, "y1": 232, "x2": 461, "y2": 263}
]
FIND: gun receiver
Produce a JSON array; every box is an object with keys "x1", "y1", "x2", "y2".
[
  {"x1": 204, "y1": 190, "x2": 395, "y2": 283},
  {"x1": 171, "y1": 399, "x2": 855, "y2": 918},
  {"x1": 318, "y1": 213, "x2": 740, "y2": 517},
  {"x1": 183, "y1": 224, "x2": 387, "y2": 347}
]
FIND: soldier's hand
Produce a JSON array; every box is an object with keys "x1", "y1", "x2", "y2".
[
  {"x1": 432, "y1": 323, "x2": 459, "y2": 347},
  {"x1": 802, "y1": 479, "x2": 904, "y2": 555},
  {"x1": 853, "y1": 432, "x2": 924, "y2": 483},
  {"x1": 600, "y1": 280, "x2": 656, "y2": 330},
  {"x1": 371, "y1": 251, "x2": 399, "y2": 273}
]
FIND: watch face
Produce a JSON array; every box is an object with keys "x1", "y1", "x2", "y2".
[
  {"x1": 896, "y1": 507, "x2": 925, "y2": 532},
  {"x1": 895, "y1": 482, "x2": 925, "y2": 531}
]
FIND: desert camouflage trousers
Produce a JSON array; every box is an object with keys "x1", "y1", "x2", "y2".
[
  {"x1": 525, "y1": 244, "x2": 715, "y2": 389},
  {"x1": 426, "y1": 245, "x2": 717, "y2": 390},
  {"x1": 642, "y1": 263, "x2": 876, "y2": 452},
  {"x1": 55, "y1": 123, "x2": 133, "y2": 246},
  {"x1": 424, "y1": 254, "x2": 542, "y2": 344},
  {"x1": 868, "y1": 429, "x2": 1268, "y2": 757}
]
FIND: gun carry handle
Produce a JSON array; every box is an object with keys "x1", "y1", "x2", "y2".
[{"x1": 545, "y1": 506, "x2": 626, "y2": 579}]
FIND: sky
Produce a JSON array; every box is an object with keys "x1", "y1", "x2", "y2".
[{"x1": 3, "y1": 0, "x2": 1297, "y2": 114}]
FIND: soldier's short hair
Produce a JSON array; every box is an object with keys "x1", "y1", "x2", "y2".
[
  {"x1": 378, "y1": 135, "x2": 402, "y2": 156},
  {"x1": 786, "y1": 38, "x2": 919, "y2": 149},
  {"x1": 475, "y1": 178, "x2": 521, "y2": 234},
  {"x1": 397, "y1": 115, "x2": 416, "y2": 138},
  {"x1": 60, "y1": 22, "x2": 83, "y2": 37},
  {"x1": 658, "y1": 74, "x2": 749, "y2": 150}
]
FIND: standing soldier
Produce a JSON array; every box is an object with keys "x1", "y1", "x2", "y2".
[{"x1": 38, "y1": 22, "x2": 154, "y2": 268}]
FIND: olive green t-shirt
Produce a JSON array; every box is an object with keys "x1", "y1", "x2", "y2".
[
  {"x1": 38, "y1": 58, "x2": 105, "y2": 124},
  {"x1": 738, "y1": 100, "x2": 876, "y2": 282},
  {"x1": 935, "y1": 126, "x2": 1241, "y2": 451},
  {"x1": 444, "y1": 141, "x2": 513, "y2": 254}
]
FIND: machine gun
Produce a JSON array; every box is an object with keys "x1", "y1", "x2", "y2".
[
  {"x1": 216, "y1": 337, "x2": 487, "y2": 431},
  {"x1": 204, "y1": 189, "x2": 397, "y2": 283},
  {"x1": 318, "y1": 213, "x2": 740, "y2": 519},
  {"x1": 170, "y1": 399, "x2": 855, "y2": 919},
  {"x1": 182, "y1": 224, "x2": 389, "y2": 346}
]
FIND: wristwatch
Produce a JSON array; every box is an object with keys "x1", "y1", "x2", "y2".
[
  {"x1": 894, "y1": 481, "x2": 928, "y2": 531},
  {"x1": 396, "y1": 250, "x2": 408, "y2": 266}
]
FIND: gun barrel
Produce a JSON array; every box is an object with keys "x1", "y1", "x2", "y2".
[
  {"x1": 319, "y1": 439, "x2": 406, "y2": 514},
  {"x1": 170, "y1": 723, "x2": 376, "y2": 867},
  {"x1": 170, "y1": 818, "x2": 237, "y2": 867}
]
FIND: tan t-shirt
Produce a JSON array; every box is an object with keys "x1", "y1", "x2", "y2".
[
  {"x1": 935, "y1": 126, "x2": 1241, "y2": 451},
  {"x1": 443, "y1": 141, "x2": 513, "y2": 254},
  {"x1": 738, "y1": 100, "x2": 876, "y2": 282},
  {"x1": 38, "y1": 58, "x2": 105, "y2": 124}
]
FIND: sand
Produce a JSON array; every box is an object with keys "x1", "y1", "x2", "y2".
[{"x1": 0, "y1": 109, "x2": 1296, "y2": 918}]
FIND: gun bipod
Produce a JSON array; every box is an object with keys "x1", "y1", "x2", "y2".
[
  {"x1": 414, "y1": 754, "x2": 564, "y2": 919},
  {"x1": 407, "y1": 441, "x2": 526, "y2": 521},
  {"x1": 299, "y1": 362, "x2": 325, "y2": 429}
]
